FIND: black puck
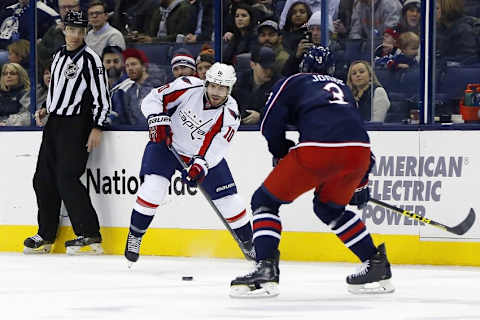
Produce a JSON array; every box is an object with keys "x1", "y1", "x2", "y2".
[{"x1": 182, "y1": 276, "x2": 194, "y2": 281}]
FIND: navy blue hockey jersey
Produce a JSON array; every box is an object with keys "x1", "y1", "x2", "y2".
[{"x1": 260, "y1": 73, "x2": 370, "y2": 158}]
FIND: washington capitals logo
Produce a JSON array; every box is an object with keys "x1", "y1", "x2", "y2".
[{"x1": 64, "y1": 63, "x2": 79, "y2": 80}]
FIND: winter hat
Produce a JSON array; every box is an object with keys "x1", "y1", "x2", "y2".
[
  {"x1": 171, "y1": 49, "x2": 196, "y2": 71},
  {"x1": 196, "y1": 44, "x2": 215, "y2": 65},
  {"x1": 307, "y1": 11, "x2": 320, "y2": 27},
  {"x1": 122, "y1": 48, "x2": 149, "y2": 65},
  {"x1": 384, "y1": 28, "x2": 400, "y2": 39}
]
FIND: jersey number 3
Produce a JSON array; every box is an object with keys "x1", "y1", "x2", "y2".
[{"x1": 323, "y1": 83, "x2": 348, "y2": 105}]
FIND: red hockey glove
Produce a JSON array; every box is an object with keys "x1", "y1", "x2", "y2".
[
  {"x1": 182, "y1": 156, "x2": 209, "y2": 187},
  {"x1": 148, "y1": 113, "x2": 172, "y2": 145}
]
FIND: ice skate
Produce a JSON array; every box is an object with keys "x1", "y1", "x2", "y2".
[
  {"x1": 241, "y1": 239, "x2": 256, "y2": 261},
  {"x1": 230, "y1": 254, "x2": 280, "y2": 298},
  {"x1": 346, "y1": 243, "x2": 395, "y2": 294},
  {"x1": 125, "y1": 232, "x2": 142, "y2": 268},
  {"x1": 65, "y1": 235, "x2": 103, "y2": 255},
  {"x1": 23, "y1": 234, "x2": 53, "y2": 254}
]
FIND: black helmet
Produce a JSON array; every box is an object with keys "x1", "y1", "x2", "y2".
[{"x1": 64, "y1": 10, "x2": 88, "y2": 28}]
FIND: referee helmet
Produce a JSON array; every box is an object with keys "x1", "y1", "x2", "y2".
[{"x1": 64, "y1": 10, "x2": 88, "y2": 28}]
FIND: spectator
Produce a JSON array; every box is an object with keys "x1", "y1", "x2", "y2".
[
  {"x1": 185, "y1": 0, "x2": 214, "y2": 43},
  {"x1": 436, "y1": 0, "x2": 480, "y2": 63},
  {"x1": 0, "y1": 62, "x2": 30, "y2": 126},
  {"x1": 0, "y1": 0, "x2": 59, "y2": 49},
  {"x1": 111, "y1": 48, "x2": 165, "y2": 126},
  {"x1": 101, "y1": 45, "x2": 126, "y2": 89},
  {"x1": 387, "y1": 31, "x2": 419, "y2": 71},
  {"x1": 111, "y1": 0, "x2": 159, "y2": 35},
  {"x1": 85, "y1": 0, "x2": 126, "y2": 56},
  {"x1": 135, "y1": 0, "x2": 194, "y2": 43},
  {"x1": 223, "y1": 0, "x2": 255, "y2": 38},
  {"x1": 397, "y1": 0, "x2": 420, "y2": 35},
  {"x1": 231, "y1": 46, "x2": 279, "y2": 125},
  {"x1": 195, "y1": 44, "x2": 214, "y2": 80},
  {"x1": 374, "y1": 28, "x2": 401, "y2": 68},
  {"x1": 281, "y1": 1, "x2": 312, "y2": 54},
  {"x1": 347, "y1": 60, "x2": 390, "y2": 122},
  {"x1": 332, "y1": 0, "x2": 354, "y2": 43},
  {"x1": 256, "y1": 19, "x2": 290, "y2": 75},
  {"x1": 37, "y1": 0, "x2": 81, "y2": 66},
  {"x1": 222, "y1": 4, "x2": 259, "y2": 65},
  {"x1": 7, "y1": 39, "x2": 30, "y2": 71},
  {"x1": 36, "y1": 60, "x2": 52, "y2": 113},
  {"x1": 349, "y1": 0, "x2": 402, "y2": 49},
  {"x1": 279, "y1": 0, "x2": 340, "y2": 32},
  {"x1": 171, "y1": 49, "x2": 197, "y2": 79}
]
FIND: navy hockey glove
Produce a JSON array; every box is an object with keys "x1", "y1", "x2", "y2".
[
  {"x1": 349, "y1": 152, "x2": 376, "y2": 209},
  {"x1": 148, "y1": 113, "x2": 172, "y2": 145},
  {"x1": 182, "y1": 156, "x2": 209, "y2": 187},
  {"x1": 272, "y1": 139, "x2": 295, "y2": 167}
]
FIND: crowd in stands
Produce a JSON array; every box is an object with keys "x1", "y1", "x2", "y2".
[{"x1": 0, "y1": 0, "x2": 479, "y2": 127}]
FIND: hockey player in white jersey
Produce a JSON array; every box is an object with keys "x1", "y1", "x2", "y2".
[{"x1": 124, "y1": 63, "x2": 255, "y2": 264}]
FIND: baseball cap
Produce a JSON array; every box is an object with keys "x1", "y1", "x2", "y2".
[
  {"x1": 64, "y1": 10, "x2": 88, "y2": 28},
  {"x1": 384, "y1": 28, "x2": 400, "y2": 39},
  {"x1": 171, "y1": 49, "x2": 196, "y2": 71},
  {"x1": 403, "y1": 0, "x2": 420, "y2": 10},
  {"x1": 251, "y1": 46, "x2": 275, "y2": 69},
  {"x1": 257, "y1": 19, "x2": 280, "y2": 34}
]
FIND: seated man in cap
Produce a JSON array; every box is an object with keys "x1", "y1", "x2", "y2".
[
  {"x1": 231, "y1": 46, "x2": 279, "y2": 125},
  {"x1": 170, "y1": 48, "x2": 197, "y2": 80},
  {"x1": 111, "y1": 48, "x2": 166, "y2": 126},
  {"x1": 256, "y1": 19, "x2": 290, "y2": 75}
]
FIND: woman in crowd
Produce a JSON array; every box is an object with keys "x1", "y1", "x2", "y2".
[
  {"x1": 7, "y1": 39, "x2": 30, "y2": 71},
  {"x1": 397, "y1": 0, "x2": 421, "y2": 34},
  {"x1": 222, "y1": 3, "x2": 259, "y2": 65},
  {"x1": 436, "y1": 0, "x2": 480, "y2": 63},
  {"x1": 347, "y1": 60, "x2": 390, "y2": 122},
  {"x1": 0, "y1": 63, "x2": 31, "y2": 126},
  {"x1": 281, "y1": 1, "x2": 312, "y2": 54}
]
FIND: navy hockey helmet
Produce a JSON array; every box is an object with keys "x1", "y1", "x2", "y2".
[
  {"x1": 64, "y1": 10, "x2": 88, "y2": 28},
  {"x1": 300, "y1": 45, "x2": 334, "y2": 74}
]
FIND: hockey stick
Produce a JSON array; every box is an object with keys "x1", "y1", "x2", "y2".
[
  {"x1": 168, "y1": 145, "x2": 252, "y2": 260},
  {"x1": 369, "y1": 198, "x2": 476, "y2": 236}
]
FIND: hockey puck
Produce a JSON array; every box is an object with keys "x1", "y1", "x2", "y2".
[{"x1": 182, "y1": 276, "x2": 194, "y2": 281}]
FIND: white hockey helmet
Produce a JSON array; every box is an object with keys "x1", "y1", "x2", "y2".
[{"x1": 205, "y1": 62, "x2": 237, "y2": 94}]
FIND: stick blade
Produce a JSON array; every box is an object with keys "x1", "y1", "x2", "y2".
[{"x1": 447, "y1": 208, "x2": 476, "y2": 235}]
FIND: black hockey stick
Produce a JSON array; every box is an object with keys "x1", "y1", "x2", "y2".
[
  {"x1": 168, "y1": 145, "x2": 252, "y2": 260},
  {"x1": 369, "y1": 198, "x2": 476, "y2": 236}
]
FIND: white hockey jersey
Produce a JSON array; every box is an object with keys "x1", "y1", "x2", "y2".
[{"x1": 141, "y1": 76, "x2": 240, "y2": 168}]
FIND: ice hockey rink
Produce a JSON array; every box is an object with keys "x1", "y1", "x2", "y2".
[{"x1": 1, "y1": 253, "x2": 479, "y2": 320}]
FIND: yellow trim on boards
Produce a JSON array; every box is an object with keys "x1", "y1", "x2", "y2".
[{"x1": 1, "y1": 225, "x2": 479, "y2": 266}]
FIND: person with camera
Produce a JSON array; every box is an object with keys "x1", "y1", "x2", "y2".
[{"x1": 282, "y1": 11, "x2": 332, "y2": 77}]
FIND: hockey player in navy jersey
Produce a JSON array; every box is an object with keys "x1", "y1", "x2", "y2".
[
  {"x1": 124, "y1": 63, "x2": 255, "y2": 265},
  {"x1": 230, "y1": 46, "x2": 394, "y2": 297}
]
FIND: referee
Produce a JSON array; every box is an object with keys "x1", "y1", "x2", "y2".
[{"x1": 24, "y1": 10, "x2": 111, "y2": 254}]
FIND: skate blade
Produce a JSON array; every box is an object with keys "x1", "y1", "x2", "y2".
[
  {"x1": 348, "y1": 279, "x2": 395, "y2": 294},
  {"x1": 23, "y1": 244, "x2": 52, "y2": 254},
  {"x1": 66, "y1": 243, "x2": 103, "y2": 255},
  {"x1": 230, "y1": 282, "x2": 279, "y2": 298}
]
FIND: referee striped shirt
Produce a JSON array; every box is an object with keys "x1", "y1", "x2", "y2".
[{"x1": 47, "y1": 43, "x2": 111, "y2": 128}]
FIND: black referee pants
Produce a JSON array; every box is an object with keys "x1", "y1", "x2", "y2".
[{"x1": 33, "y1": 112, "x2": 100, "y2": 241}]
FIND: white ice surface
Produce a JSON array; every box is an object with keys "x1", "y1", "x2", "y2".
[{"x1": 1, "y1": 253, "x2": 479, "y2": 320}]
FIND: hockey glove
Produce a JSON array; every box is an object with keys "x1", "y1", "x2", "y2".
[
  {"x1": 148, "y1": 113, "x2": 172, "y2": 145},
  {"x1": 349, "y1": 152, "x2": 376, "y2": 209},
  {"x1": 182, "y1": 156, "x2": 209, "y2": 187},
  {"x1": 271, "y1": 139, "x2": 295, "y2": 167}
]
